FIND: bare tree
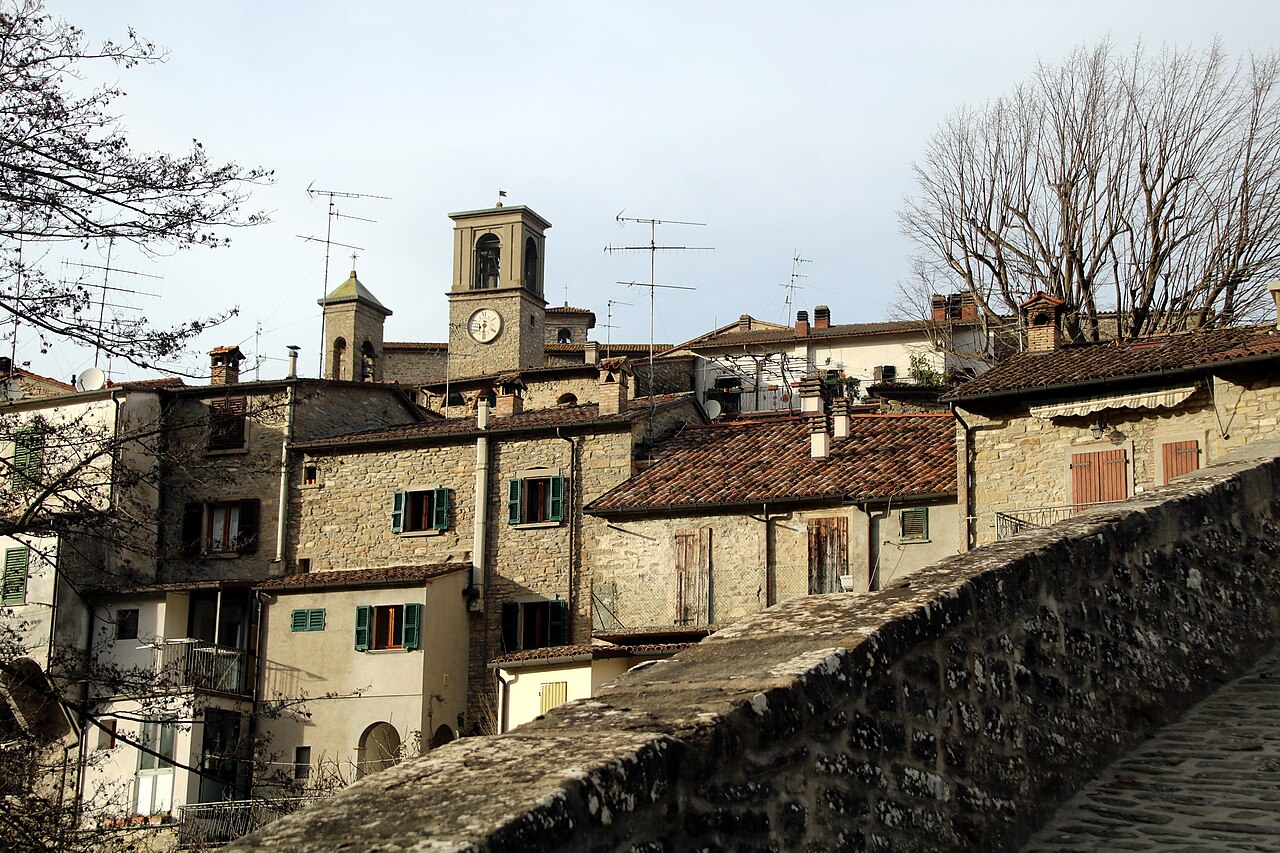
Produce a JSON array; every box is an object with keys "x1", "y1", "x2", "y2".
[{"x1": 899, "y1": 40, "x2": 1280, "y2": 358}]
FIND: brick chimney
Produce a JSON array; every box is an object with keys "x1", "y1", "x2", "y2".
[
  {"x1": 1269, "y1": 280, "x2": 1280, "y2": 330},
  {"x1": 597, "y1": 357, "x2": 632, "y2": 415},
  {"x1": 209, "y1": 346, "x2": 244, "y2": 386},
  {"x1": 795, "y1": 310, "x2": 810, "y2": 336},
  {"x1": 814, "y1": 305, "x2": 831, "y2": 329},
  {"x1": 1020, "y1": 292, "x2": 1065, "y2": 353},
  {"x1": 738, "y1": 314, "x2": 752, "y2": 332},
  {"x1": 493, "y1": 376, "x2": 525, "y2": 416},
  {"x1": 931, "y1": 292, "x2": 980, "y2": 323},
  {"x1": 831, "y1": 396, "x2": 851, "y2": 439}
]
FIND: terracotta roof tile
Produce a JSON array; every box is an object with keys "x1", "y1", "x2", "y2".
[
  {"x1": 546, "y1": 305, "x2": 595, "y2": 315},
  {"x1": 947, "y1": 324, "x2": 1280, "y2": 401},
  {"x1": 675, "y1": 318, "x2": 965, "y2": 350},
  {"x1": 384, "y1": 341, "x2": 448, "y2": 351},
  {"x1": 490, "y1": 642, "x2": 693, "y2": 665},
  {"x1": 256, "y1": 563, "x2": 469, "y2": 591},
  {"x1": 587, "y1": 413, "x2": 956, "y2": 514},
  {"x1": 544, "y1": 343, "x2": 670, "y2": 354}
]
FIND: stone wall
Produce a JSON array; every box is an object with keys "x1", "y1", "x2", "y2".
[{"x1": 233, "y1": 440, "x2": 1280, "y2": 853}]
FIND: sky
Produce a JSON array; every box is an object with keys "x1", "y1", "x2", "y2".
[{"x1": 24, "y1": 0, "x2": 1280, "y2": 384}]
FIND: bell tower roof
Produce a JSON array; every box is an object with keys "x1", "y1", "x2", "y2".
[{"x1": 318, "y1": 269, "x2": 392, "y2": 317}]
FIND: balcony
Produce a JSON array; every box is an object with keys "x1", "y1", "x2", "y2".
[
  {"x1": 994, "y1": 501, "x2": 1124, "y2": 540},
  {"x1": 177, "y1": 798, "x2": 320, "y2": 848},
  {"x1": 154, "y1": 640, "x2": 249, "y2": 695}
]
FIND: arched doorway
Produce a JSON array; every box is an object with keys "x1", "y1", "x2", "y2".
[
  {"x1": 356, "y1": 721, "x2": 400, "y2": 778},
  {"x1": 429, "y1": 724, "x2": 455, "y2": 750}
]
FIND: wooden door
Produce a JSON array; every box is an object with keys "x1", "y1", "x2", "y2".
[
  {"x1": 807, "y1": 517, "x2": 848, "y2": 594},
  {"x1": 674, "y1": 529, "x2": 710, "y2": 626},
  {"x1": 1070, "y1": 448, "x2": 1127, "y2": 507},
  {"x1": 1161, "y1": 440, "x2": 1200, "y2": 484}
]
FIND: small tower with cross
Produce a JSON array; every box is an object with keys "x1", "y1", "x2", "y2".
[{"x1": 318, "y1": 261, "x2": 393, "y2": 382}]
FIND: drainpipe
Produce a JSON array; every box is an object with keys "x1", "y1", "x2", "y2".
[
  {"x1": 555, "y1": 428, "x2": 576, "y2": 641},
  {"x1": 953, "y1": 406, "x2": 975, "y2": 552},
  {"x1": 275, "y1": 346, "x2": 300, "y2": 564},
  {"x1": 471, "y1": 398, "x2": 491, "y2": 610},
  {"x1": 495, "y1": 669, "x2": 515, "y2": 735}
]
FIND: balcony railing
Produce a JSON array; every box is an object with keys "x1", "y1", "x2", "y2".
[
  {"x1": 155, "y1": 640, "x2": 248, "y2": 695},
  {"x1": 177, "y1": 798, "x2": 320, "y2": 848},
  {"x1": 995, "y1": 500, "x2": 1124, "y2": 540}
]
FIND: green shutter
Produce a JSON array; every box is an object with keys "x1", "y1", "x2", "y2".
[
  {"x1": 12, "y1": 427, "x2": 42, "y2": 491},
  {"x1": 507, "y1": 480, "x2": 522, "y2": 525},
  {"x1": 548, "y1": 476, "x2": 565, "y2": 522},
  {"x1": 403, "y1": 603, "x2": 422, "y2": 650},
  {"x1": 354, "y1": 605, "x2": 372, "y2": 650},
  {"x1": 2, "y1": 548, "x2": 28, "y2": 606},
  {"x1": 501, "y1": 602, "x2": 520, "y2": 652},
  {"x1": 308, "y1": 609, "x2": 325, "y2": 631},
  {"x1": 290, "y1": 610, "x2": 308, "y2": 632},
  {"x1": 391, "y1": 491, "x2": 405, "y2": 533},
  {"x1": 548, "y1": 599, "x2": 568, "y2": 646},
  {"x1": 432, "y1": 488, "x2": 450, "y2": 531}
]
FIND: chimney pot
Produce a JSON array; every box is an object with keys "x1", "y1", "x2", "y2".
[
  {"x1": 597, "y1": 359, "x2": 631, "y2": 415},
  {"x1": 808, "y1": 412, "x2": 831, "y2": 460},
  {"x1": 584, "y1": 341, "x2": 599, "y2": 365},
  {"x1": 795, "y1": 310, "x2": 810, "y2": 336},
  {"x1": 739, "y1": 314, "x2": 752, "y2": 332},
  {"x1": 814, "y1": 305, "x2": 831, "y2": 329},
  {"x1": 208, "y1": 346, "x2": 244, "y2": 386}
]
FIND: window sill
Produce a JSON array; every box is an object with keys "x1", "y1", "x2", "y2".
[
  {"x1": 300, "y1": 483, "x2": 322, "y2": 491},
  {"x1": 898, "y1": 538, "x2": 931, "y2": 545},
  {"x1": 399, "y1": 529, "x2": 444, "y2": 538},
  {"x1": 511, "y1": 521, "x2": 563, "y2": 530},
  {"x1": 363, "y1": 648, "x2": 413, "y2": 654},
  {"x1": 205, "y1": 447, "x2": 249, "y2": 457}
]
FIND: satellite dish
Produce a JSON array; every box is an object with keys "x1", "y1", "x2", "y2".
[
  {"x1": 76, "y1": 367, "x2": 106, "y2": 392},
  {"x1": 704, "y1": 399, "x2": 722, "y2": 420}
]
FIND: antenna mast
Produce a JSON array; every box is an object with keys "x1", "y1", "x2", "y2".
[
  {"x1": 783, "y1": 251, "x2": 810, "y2": 323},
  {"x1": 302, "y1": 182, "x2": 390, "y2": 377},
  {"x1": 605, "y1": 213, "x2": 712, "y2": 420},
  {"x1": 63, "y1": 240, "x2": 162, "y2": 373},
  {"x1": 603, "y1": 299, "x2": 632, "y2": 359}
]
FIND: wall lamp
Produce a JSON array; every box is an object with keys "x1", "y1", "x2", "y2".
[{"x1": 1090, "y1": 415, "x2": 1109, "y2": 440}]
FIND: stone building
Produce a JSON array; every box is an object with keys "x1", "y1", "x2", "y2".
[{"x1": 947, "y1": 287, "x2": 1280, "y2": 547}]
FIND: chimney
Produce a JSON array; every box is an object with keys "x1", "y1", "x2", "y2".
[
  {"x1": 798, "y1": 372, "x2": 826, "y2": 414},
  {"x1": 476, "y1": 395, "x2": 490, "y2": 429},
  {"x1": 930, "y1": 295, "x2": 947, "y2": 323},
  {"x1": 795, "y1": 310, "x2": 810, "y2": 336},
  {"x1": 933, "y1": 292, "x2": 980, "y2": 323},
  {"x1": 739, "y1": 314, "x2": 752, "y2": 332},
  {"x1": 209, "y1": 346, "x2": 244, "y2": 386},
  {"x1": 494, "y1": 385, "x2": 523, "y2": 417},
  {"x1": 814, "y1": 305, "x2": 831, "y2": 329},
  {"x1": 584, "y1": 340, "x2": 599, "y2": 365},
  {"x1": 286, "y1": 345, "x2": 300, "y2": 379},
  {"x1": 808, "y1": 412, "x2": 830, "y2": 460},
  {"x1": 831, "y1": 396, "x2": 851, "y2": 439},
  {"x1": 1021, "y1": 293, "x2": 1065, "y2": 353},
  {"x1": 597, "y1": 358, "x2": 631, "y2": 415},
  {"x1": 1269, "y1": 280, "x2": 1280, "y2": 330}
]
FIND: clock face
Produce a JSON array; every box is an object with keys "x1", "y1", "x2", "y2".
[{"x1": 467, "y1": 308, "x2": 502, "y2": 343}]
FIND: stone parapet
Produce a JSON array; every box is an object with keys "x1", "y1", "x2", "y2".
[{"x1": 231, "y1": 440, "x2": 1280, "y2": 852}]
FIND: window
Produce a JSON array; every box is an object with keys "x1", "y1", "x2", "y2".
[
  {"x1": 474, "y1": 235, "x2": 501, "y2": 290},
  {"x1": 208, "y1": 397, "x2": 247, "y2": 451},
  {"x1": 557, "y1": 328, "x2": 572, "y2": 345},
  {"x1": 540, "y1": 681, "x2": 568, "y2": 715},
  {"x1": 138, "y1": 719, "x2": 176, "y2": 771},
  {"x1": 294, "y1": 746, "x2": 312, "y2": 781},
  {"x1": 556, "y1": 393, "x2": 578, "y2": 406},
  {"x1": 507, "y1": 474, "x2": 566, "y2": 525},
  {"x1": 117, "y1": 608, "x2": 140, "y2": 640},
  {"x1": 11, "y1": 425, "x2": 43, "y2": 491},
  {"x1": 391, "y1": 488, "x2": 450, "y2": 533},
  {"x1": 1069, "y1": 448, "x2": 1127, "y2": 507},
  {"x1": 501, "y1": 599, "x2": 568, "y2": 652},
  {"x1": 290, "y1": 608, "x2": 325, "y2": 632},
  {"x1": 97, "y1": 718, "x2": 117, "y2": 750},
  {"x1": 900, "y1": 508, "x2": 929, "y2": 541},
  {"x1": 2, "y1": 547, "x2": 28, "y2": 606},
  {"x1": 1160, "y1": 439, "x2": 1201, "y2": 484},
  {"x1": 524, "y1": 237, "x2": 540, "y2": 294},
  {"x1": 303, "y1": 465, "x2": 318, "y2": 486},
  {"x1": 180, "y1": 499, "x2": 260, "y2": 557},
  {"x1": 354, "y1": 603, "x2": 421, "y2": 651}
]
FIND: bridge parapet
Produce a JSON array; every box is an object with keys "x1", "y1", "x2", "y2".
[{"x1": 233, "y1": 441, "x2": 1280, "y2": 852}]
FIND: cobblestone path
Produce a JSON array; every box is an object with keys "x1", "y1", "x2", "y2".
[{"x1": 1024, "y1": 646, "x2": 1280, "y2": 851}]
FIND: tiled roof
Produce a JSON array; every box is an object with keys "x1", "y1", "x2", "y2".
[
  {"x1": 544, "y1": 343, "x2": 670, "y2": 354},
  {"x1": 547, "y1": 305, "x2": 595, "y2": 315},
  {"x1": 296, "y1": 395, "x2": 695, "y2": 450},
  {"x1": 674, "y1": 318, "x2": 956, "y2": 351},
  {"x1": 490, "y1": 642, "x2": 693, "y2": 666},
  {"x1": 946, "y1": 324, "x2": 1280, "y2": 401},
  {"x1": 256, "y1": 563, "x2": 469, "y2": 591},
  {"x1": 384, "y1": 341, "x2": 448, "y2": 351},
  {"x1": 587, "y1": 413, "x2": 956, "y2": 515}
]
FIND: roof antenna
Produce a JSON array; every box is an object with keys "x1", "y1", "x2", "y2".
[
  {"x1": 62, "y1": 237, "x2": 162, "y2": 374},
  {"x1": 606, "y1": 213, "x2": 712, "y2": 432},
  {"x1": 603, "y1": 299, "x2": 632, "y2": 359},
  {"x1": 301, "y1": 182, "x2": 391, "y2": 377},
  {"x1": 783, "y1": 251, "x2": 810, "y2": 323}
]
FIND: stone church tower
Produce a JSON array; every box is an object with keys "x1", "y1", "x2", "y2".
[
  {"x1": 319, "y1": 269, "x2": 392, "y2": 382},
  {"x1": 446, "y1": 204, "x2": 550, "y2": 378}
]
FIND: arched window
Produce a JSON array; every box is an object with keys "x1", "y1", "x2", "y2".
[
  {"x1": 557, "y1": 328, "x2": 572, "y2": 344},
  {"x1": 523, "y1": 237, "x2": 539, "y2": 294},
  {"x1": 557, "y1": 393, "x2": 578, "y2": 406},
  {"x1": 361, "y1": 341, "x2": 376, "y2": 382},
  {"x1": 357, "y1": 722, "x2": 401, "y2": 779},
  {"x1": 331, "y1": 337, "x2": 347, "y2": 381},
  {"x1": 474, "y1": 235, "x2": 501, "y2": 290},
  {"x1": 429, "y1": 725, "x2": 455, "y2": 750}
]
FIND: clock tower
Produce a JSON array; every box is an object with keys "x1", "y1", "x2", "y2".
[{"x1": 446, "y1": 203, "x2": 550, "y2": 378}]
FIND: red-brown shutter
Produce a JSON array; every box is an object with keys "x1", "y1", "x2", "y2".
[
  {"x1": 1161, "y1": 440, "x2": 1200, "y2": 484},
  {"x1": 1070, "y1": 448, "x2": 1127, "y2": 508},
  {"x1": 807, "y1": 517, "x2": 848, "y2": 594}
]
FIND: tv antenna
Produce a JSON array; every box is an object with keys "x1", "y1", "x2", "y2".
[
  {"x1": 605, "y1": 212, "x2": 712, "y2": 420},
  {"x1": 301, "y1": 182, "x2": 391, "y2": 376},
  {"x1": 603, "y1": 299, "x2": 632, "y2": 359},
  {"x1": 783, "y1": 252, "x2": 810, "y2": 323},
  {"x1": 62, "y1": 237, "x2": 162, "y2": 371}
]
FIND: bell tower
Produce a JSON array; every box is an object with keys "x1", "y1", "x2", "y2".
[
  {"x1": 446, "y1": 203, "x2": 550, "y2": 378},
  {"x1": 319, "y1": 268, "x2": 392, "y2": 382}
]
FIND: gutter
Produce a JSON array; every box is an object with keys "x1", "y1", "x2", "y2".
[{"x1": 587, "y1": 490, "x2": 958, "y2": 520}]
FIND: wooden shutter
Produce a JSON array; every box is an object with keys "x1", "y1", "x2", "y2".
[
  {"x1": 432, "y1": 488, "x2": 450, "y2": 531},
  {"x1": 391, "y1": 491, "x2": 405, "y2": 533},
  {"x1": 501, "y1": 602, "x2": 520, "y2": 651},
  {"x1": 236, "y1": 499, "x2": 260, "y2": 553},
  {"x1": 2, "y1": 547, "x2": 28, "y2": 606},
  {"x1": 507, "y1": 480, "x2": 522, "y2": 525},
  {"x1": 403, "y1": 603, "x2": 422, "y2": 650},
  {"x1": 12, "y1": 427, "x2": 42, "y2": 491},
  {"x1": 900, "y1": 508, "x2": 929, "y2": 540},
  {"x1": 180, "y1": 503, "x2": 204, "y2": 557},
  {"x1": 308, "y1": 609, "x2": 325, "y2": 631},
  {"x1": 540, "y1": 681, "x2": 568, "y2": 715},
  {"x1": 354, "y1": 605, "x2": 372, "y2": 650},
  {"x1": 547, "y1": 599, "x2": 568, "y2": 646},
  {"x1": 1162, "y1": 440, "x2": 1200, "y2": 484},
  {"x1": 674, "y1": 529, "x2": 711, "y2": 626},
  {"x1": 290, "y1": 610, "x2": 308, "y2": 632},
  {"x1": 209, "y1": 398, "x2": 247, "y2": 450},
  {"x1": 548, "y1": 476, "x2": 566, "y2": 522},
  {"x1": 807, "y1": 517, "x2": 848, "y2": 594},
  {"x1": 1070, "y1": 448, "x2": 1127, "y2": 507}
]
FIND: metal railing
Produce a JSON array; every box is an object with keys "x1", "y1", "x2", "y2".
[
  {"x1": 176, "y1": 797, "x2": 319, "y2": 848},
  {"x1": 995, "y1": 500, "x2": 1124, "y2": 540},
  {"x1": 155, "y1": 640, "x2": 248, "y2": 695}
]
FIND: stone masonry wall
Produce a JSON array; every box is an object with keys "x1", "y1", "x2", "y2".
[{"x1": 235, "y1": 440, "x2": 1280, "y2": 853}]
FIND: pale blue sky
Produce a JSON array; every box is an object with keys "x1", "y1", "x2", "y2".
[{"x1": 30, "y1": 1, "x2": 1280, "y2": 382}]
